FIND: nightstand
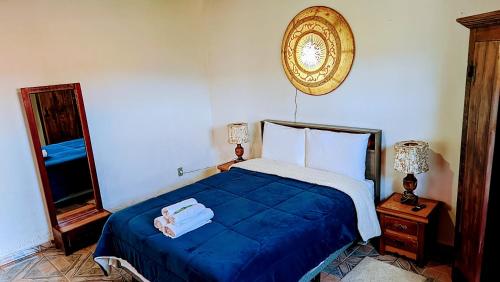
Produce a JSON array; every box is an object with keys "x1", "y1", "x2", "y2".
[
  {"x1": 217, "y1": 160, "x2": 242, "y2": 172},
  {"x1": 376, "y1": 193, "x2": 440, "y2": 266}
]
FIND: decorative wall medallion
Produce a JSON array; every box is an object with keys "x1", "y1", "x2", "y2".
[{"x1": 281, "y1": 6, "x2": 355, "y2": 95}]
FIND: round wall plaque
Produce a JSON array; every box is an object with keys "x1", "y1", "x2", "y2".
[{"x1": 281, "y1": 6, "x2": 355, "y2": 95}]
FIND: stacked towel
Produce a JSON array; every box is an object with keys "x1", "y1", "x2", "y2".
[
  {"x1": 164, "y1": 202, "x2": 207, "y2": 225},
  {"x1": 164, "y1": 209, "x2": 214, "y2": 238},
  {"x1": 154, "y1": 198, "x2": 214, "y2": 239},
  {"x1": 153, "y1": 216, "x2": 168, "y2": 231},
  {"x1": 161, "y1": 198, "x2": 197, "y2": 218}
]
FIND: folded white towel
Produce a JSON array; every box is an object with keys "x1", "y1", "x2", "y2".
[
  {"x1": 153, "y1": 216, "x2": 168, "y2": 231},
  {"x1": 165, "y1": 203, "x2": 207, "y2": 225},
  {"x1": 165, "y1": 219, "x2": 212, "y2": 239},
  {"x1": 161, "y1": 198, "x2": 197, "y2": 218},
  {"x1": 164, "y1": 208, "x2": 214, "y2": 239}
]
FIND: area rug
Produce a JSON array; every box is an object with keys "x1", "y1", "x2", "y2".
[{"x1": 341, "y1": 257, "x2": 427, "y2": 282}]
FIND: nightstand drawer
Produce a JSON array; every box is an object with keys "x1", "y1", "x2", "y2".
[
  {"x1": 384, "y1": 233, "x2": 418, "y2": 253},
  {"x1": 382, "y1": 215, "x2": 418, "y2": 236}
]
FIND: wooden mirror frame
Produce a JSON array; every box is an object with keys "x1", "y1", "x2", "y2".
[{"x1": 20, "y1": 83, "x2": 103, "y2": 228}]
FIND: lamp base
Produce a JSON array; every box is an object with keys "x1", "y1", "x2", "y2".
[
  {"x1": 235, "y1": 144, "x2": 245, "y2": 162},
  {"x1": 400, "y1": 173, "x2": 418, "y2": 205},
  {"x1": 401, "y1": 191, "x2": 418, "y2": 205}
]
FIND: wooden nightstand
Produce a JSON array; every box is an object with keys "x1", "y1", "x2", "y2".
[
  {"x1": 217, "y1": 160, "x2": 242, "y2": 172},
  {"x1": 376, "y1": 193, "x2": 440, "y2": 266}
]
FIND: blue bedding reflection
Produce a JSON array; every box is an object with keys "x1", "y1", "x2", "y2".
[
  {"x1": 43, "y1": 138, "x2": 87, "y2": 167},
  {"x1": 42, "y1": 138, "x2": 92, "y2": 204}
]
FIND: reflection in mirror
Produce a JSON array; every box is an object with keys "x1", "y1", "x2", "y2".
[
  {"x1": 29, "y1": 90, "x2": 95, "y2": 216},
  {"x1": 22, "y1": 83, "x2": 109, "y2": 255}
]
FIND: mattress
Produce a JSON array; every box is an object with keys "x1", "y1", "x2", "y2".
[{"x1": 94, "y1": 161, "x2": 367, "y2": 282}]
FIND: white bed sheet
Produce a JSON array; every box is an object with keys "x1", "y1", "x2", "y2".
[
  {"x1": 233, "y1": 158, "x2": 381, "y2": 241},
  {"x1": 364, "y1": 179, "x2": 375, "y2": 201}
]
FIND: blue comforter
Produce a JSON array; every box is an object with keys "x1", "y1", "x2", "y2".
[
  {"x1": 94, "y1": 167, "x2": 357, "y2": 282},
  {"x1": 43, "y1": 138, "x2": 87, "y2": 167},
  {"x1": 42, "y1": 138, "x2": 92, "y2": 203}
]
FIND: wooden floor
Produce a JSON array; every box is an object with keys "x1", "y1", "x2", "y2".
[{"x1": 0, "y1": 241, "x2": 451, "y2": 281}]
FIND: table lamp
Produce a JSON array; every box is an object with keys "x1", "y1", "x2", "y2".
[
  {"x1": 228, "y1": 123, "x2": 248, "y2": 161},
  {"x1": 394, "y1": 140, "x2": 429, "y2": 205}
]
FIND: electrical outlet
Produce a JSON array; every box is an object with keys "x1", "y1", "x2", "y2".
[{"x1": 177, "y1": 167, "x2": 184, "y2": 176}]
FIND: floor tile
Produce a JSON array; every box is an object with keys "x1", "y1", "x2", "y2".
[
  {"x1": 327, "y1": 242, "x2": 450, "y2": 281},
  {"x1": 65, "y1": 251, "x2": 124, "y2": 281},
  {"x1": 18, "y1": 257, "x2": 65, "y2": 280},
  {"x1": 392, "y1": 257, "x2": 424, "y2": 274},
  {"x1": 321, "y1": 272, "x2": 340, "y2": 282},
  {"x1": 372, "y1": 253, "x2": 398, "y2": 264},
  {"x1": 423, "y1": 268, "x2": 443, "y2": 280},
  {"x1": 323, "y1": 265, "x2": 342, "y2": 277},
  {"x1": 338, "y1": 255, "x2": 363, "y2": 273},
  {"x1": 1, "y1": 241, "x2": 451, "y2": 282},
  {"x1": 344, "y1": 243, "x2": 359, "y2": 256},
  {"x1": 352, "y1": 243, "x2": 375, "y2": 256},
  {"x1": 0, "y1": 256, "x2": 41, "y2": 281},
  {"x1": 45, "y1": 253, "x2": 83, "y2": 274},
  {"x1": 425, "y1": 264, "x2": 452, "y2": 276},
  {"x1": 329, "y1": 255, "x2": 346, "y2": 269}
]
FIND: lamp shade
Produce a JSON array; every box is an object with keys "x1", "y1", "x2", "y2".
[
  {"x1": 394, "y1": 140, "x2": 429, "y2": 174},
  {"x1": 228, "y1": 123, "x2": 248, "y2": 144}
]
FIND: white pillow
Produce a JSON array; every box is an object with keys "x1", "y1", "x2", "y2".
[
  {"x1": 262, "y1": 122, "x2": 306, "y2": 166},
  {"x1": 306, "y1": 129, "x2": 370, "y2": 181}
]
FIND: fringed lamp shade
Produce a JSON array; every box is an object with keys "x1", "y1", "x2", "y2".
[
  {"x1": 393, "y1": 140, "x2": 429, "y2": 205},
  {"x1": 394, "y1": 141, "x2": 429, "y2": 174},
  {"x1": 227, "y1": 123, "x2": 248, "y2": 161}
]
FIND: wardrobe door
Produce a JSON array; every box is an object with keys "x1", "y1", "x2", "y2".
[
  {"x1": 454, "y1": 40, "x2": 500, "y2": 282},
  {"x1": 481, "y1": 108, "x2": 499, "y2": 281}
]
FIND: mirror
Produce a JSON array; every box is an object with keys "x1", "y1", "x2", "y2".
[{"x1": 21, "y1": 83, "x2": 103, "y2": 228}]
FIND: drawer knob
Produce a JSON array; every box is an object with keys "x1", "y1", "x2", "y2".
[{"x1": 394, "y1": 223, "x2": 407, "y2": 230}]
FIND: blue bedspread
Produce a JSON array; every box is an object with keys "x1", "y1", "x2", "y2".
[
  {"x1": 43, "y1": 138, "x2": 87, "y2": 167},
  {"x1": 42, "y1": 138, "x2": 92, "y2": 203},
  {"x1": 94, "y1": 167, "x2": 357, "y2": 282}
]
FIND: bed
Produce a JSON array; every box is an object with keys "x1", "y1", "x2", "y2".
[
  {"x1": 94, "y1": 120, "x2": 382, "y2": 282},
  {"x1": 42, "y1": 138, "x2": 93, "y2": 204}
]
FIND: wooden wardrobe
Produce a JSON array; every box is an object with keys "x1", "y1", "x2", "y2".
[{"x1": 453, "y1": 11, "x2": 500, "y2": 282}]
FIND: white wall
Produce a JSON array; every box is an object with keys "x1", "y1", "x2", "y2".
[
  {"x1": 0, "y1": 0, "x2": 215, "y2": 258},
  {"x1": 204, "y1": 0, "x2": 499, "y2": 245},
  {"x1": 2, "y1": 0, "x2": 498, "y2": 258}
]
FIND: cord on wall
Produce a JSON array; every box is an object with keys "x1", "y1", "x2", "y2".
[
  {"x1": 184, "y1": 166, "x2": 214, "y2": 174},
  {"x1": 294, "y1": 88, "x2": 298, "y2": 122}
]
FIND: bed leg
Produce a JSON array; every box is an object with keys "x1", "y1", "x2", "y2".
[{"x1": 311, "y1": 273, "x2": 321, "y2": 282}]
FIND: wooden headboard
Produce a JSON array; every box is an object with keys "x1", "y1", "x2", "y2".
[{"x1": 261, "y1": 120, "x2": 382, "y2": 204}]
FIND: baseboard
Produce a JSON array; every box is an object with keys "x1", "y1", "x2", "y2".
[{"x1": 0, "y1": 241, "x2": 54, "y2": 268}]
